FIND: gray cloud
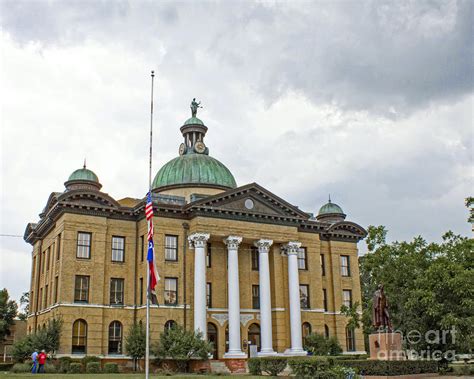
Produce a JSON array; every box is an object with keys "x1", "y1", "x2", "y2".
[{"x1": 0, "y1": 0, "x2": 472, "y2": 301}]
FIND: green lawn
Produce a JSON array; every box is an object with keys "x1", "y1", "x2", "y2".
[{"x1": 1, "y1": 375, "x2": 264, "y2": 379}]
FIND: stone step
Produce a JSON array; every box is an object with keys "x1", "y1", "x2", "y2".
[{"x1": 210, "y1": 360, "x2": 231, "y2": 374}]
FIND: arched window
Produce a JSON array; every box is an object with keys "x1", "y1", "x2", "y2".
[
  {"x1": 108, "y1": 321, "x2": 122, "y2": 354},
  {"x1": 346, "y1": 327, "x2": 355, "y2": 352},
  {"x1": 207, "y1": 323, "x2": 218, "y2": 359},
  {"x1": 72, "y1": 319, "x2": 87, "y2": 354},
  {"x1": 164, "y1": 320, "x2": 176, "y2": 332},
  {"x1": 302, "y1": 322, "x2": 312, "y2": 340},
  {"x1": 248, "y1": 323, "x2": 261, "y2": 352},
  {"x1": 324, "y1": 324, "x2": 330, "y2": 338}
]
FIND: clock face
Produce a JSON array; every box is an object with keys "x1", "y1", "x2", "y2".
[
  {"x1": 195, "y1": 141, "x2": 206, "y2": 154},
  {"x1": 179, "y1": 143, "x2": 186, "y2": 156}
]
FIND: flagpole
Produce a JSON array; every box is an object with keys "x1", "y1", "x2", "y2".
[{"x1": 145, "y1": 70, "x2": 155, "y2": 379}]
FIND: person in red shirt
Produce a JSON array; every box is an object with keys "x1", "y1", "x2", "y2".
[{"x1": 38, "y1": 350, "x2": 47, "y2": 373}]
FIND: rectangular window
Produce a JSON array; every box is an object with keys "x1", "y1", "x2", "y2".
[
  {"x1": 44, "y1": 284, "x2": 48, "y2": 308},
  {"x1": 39, "y1": 288, "x2": 43, "y2": 310},
  {"x1": 140, "y1": 235, "x2": 144, "y2": 262},
  {"x1": 206, "y1": 243, "x2": 212, "y2": 268},
  {"x1": 139, "y1": 278, "x2": 143, "y2": 306},
  {"x1": 165, "y1": 235, "x2": 178, "y2": 261},
  {"x1": 320, "y1": 254, "x2": 326, "y2": 276},
  {"x1": 343, "y1": 289, "x2": 352, "y2": 308},
  {"x1": 54, "y1": 276, "x2": 59, "y2": 304},
  {"x1": 57, "y1": 233, "x2": 61, "y2": 260},
  {"x1": 252, "y1": 285, "x2": 260, "y2": 309},
  {"x1": 32, "y1": 256, "x2": 36, "y2": 279},
  {"x1": 74, "y1": 275, "x2": 90, "y2": 303},
  {"x1": 164, "y1": 277, "x2": 178, "y2": 305},
  {"x1": 110, "y1": 278, "x2": 124, "y2": 305},
  {"x1": 77, "y1": 232, "x2": 92, "y2": 259},
  {"x1": 111, "y1": 236, "x2": 125, "y2": 262},
  {"x1": 323, "y1": 288, "x2": 328, "y2": 311},
  {"x1": 341, "y1": 255, "x2": 351, "y2": 277},
  {"x1": 41, "y1": 251, "x2": 45, "y2": 273},
  {"x1": 346, "y1": 327, "x2": 356, "y2": 352},
  {"x1": 300, "y1": 284, "x2": 310, "y2": 309},
  {"x1": 298, "y1": 248, "x2": 307, "y2": 270},
  {"x1": 206, "y1": 282, "x2": 212, "y2": 308},
  {"x1": 47, "y1": 246, "x2": 51, "y2": 271},
  {"x1": 251, "y1": 247, "x2": 259, "y2": 271}
]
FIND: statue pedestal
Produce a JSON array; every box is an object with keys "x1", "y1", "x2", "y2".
[{"x1": 369, "y1": 332, "x2": 405, "y2": 360}]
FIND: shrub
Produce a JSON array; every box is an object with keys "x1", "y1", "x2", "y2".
[
  {"x1": 330, "y1": 365, "x2": 356, "y2": 379},
  {"x1": 44, "y1": 363, "x2": 57, "y2": 373},
  {"x1": 81, "y1": 355, "x2": 101, "y2": 366},
  {"x1": 338, "y1": 360, "x2": 438, "y2": 375},
  {"x1": 247, "y1": 358, "x2": 261, "y2": 375},
  {"x1": 327, "y1": 337, "x2": 343, "y2": 355},
  {"x1": 288, "y1": 357, "x2": 330, "y2": 377},
  {"x1": 104, "y1": 362, "x2": 119, "y2": 373},
  {"x1": 452, "y1": 365, "x2": 474, "y2": 375},
  {"x1": 11, "y1": 363, "x2": 32, "y2": 373},
  {"x1": 58, "y1": 356, "x2": 72, "y2": 373},
  {"x1": 0, "y1": 363, "x2": 14, "y2": 371},
  {"x1": 260, "y1": 357, "x2": 288, "y2": 376},
  {"x1": 68, "y1": 362, "x2": 82, "y2": 373},
  {"x1": 86, "y1": 361, "x2": 101, "y2": 373}
]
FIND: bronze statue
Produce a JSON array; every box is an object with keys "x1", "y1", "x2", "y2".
[
  {"x1": 373, "y1": 284, "x2": 392, "y2": 331},
  {"x1": 190, "y1": 98, "x2": 202, "y2": 117}
]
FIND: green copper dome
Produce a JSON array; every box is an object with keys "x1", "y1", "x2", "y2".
[
  {"x1": 68, "y1": 167, "x2": 99, "y2": 183},
  {"x1": 184, "y1": 117, "x2": 204, "y2": 125},
  {"x1": 318, "y1": 201, "x2": 344, "y2": 215},
  {"x1": 152, "y1": 153, "x2": 236, "y2": 190}
]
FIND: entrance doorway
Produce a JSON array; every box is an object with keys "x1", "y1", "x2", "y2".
[
  {"x1": 247, "y1": 323, "x2": 261, "y2": 352},
  {"x1": 207, "y1": 322, "x2": 218, "y2": 359}
]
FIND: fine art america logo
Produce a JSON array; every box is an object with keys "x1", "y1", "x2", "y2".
[{"x1": 375, "y1": 327, "x2": 458, "y2": 360}]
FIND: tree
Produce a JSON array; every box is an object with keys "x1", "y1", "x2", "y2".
[
  {"x1": 11, "y1": 318, "x2": 63, "y2": 361},
  {"x1": 152, "y1": 325, "x2": 212, "y2": 372},
  {"x1": 303, "y1": 332, "x2": 342, "y2": 356},
  {"x1": 18, "y1": 292, "x2": 29, "y2": 321},
  {"x1": 359, "y1": 226, "x2": 474, "y2": 356},
  {"x1": 0, "y1": 288, "x2": 18, "y2": 341},
  {"x1": 125, "y1": 322, "x2": 146, "y2": 371}
]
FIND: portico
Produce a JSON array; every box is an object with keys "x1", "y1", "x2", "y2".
[{"x1": 188, "y1": 232, "x2": 306, "y2": 357}]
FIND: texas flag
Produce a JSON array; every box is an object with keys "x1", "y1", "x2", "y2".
[{"x1": 145, "y1": 192, "x2": 159, "y2": 304}]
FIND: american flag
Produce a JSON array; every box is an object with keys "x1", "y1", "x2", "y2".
[{"x1": 146, "y1": 192, "x2": 159, "y2": 304}]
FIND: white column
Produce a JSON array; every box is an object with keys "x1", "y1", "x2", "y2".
[
  {"x1": 282, "y1": 241, "x2": 306, "y2": 355},
  {"x1": 255, "y1": 239, "x2": 276, "y2": 356},
  {"x1": 188, "y1": 232, "x2": 210, "y2": 339},
  {"x1": 223, "y1": 236, "x2": 246, "y2": 358}
]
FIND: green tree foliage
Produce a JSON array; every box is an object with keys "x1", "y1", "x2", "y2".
[
  {"x1": 152, "y1": 324, "x2": 212, "y2": 372},
  {"x1": 18, "y1": 292, "x2": 29, "y2": 321},
  {"x1": 360, "y1": 226, "x2": 474, "y2": 354},
  {"x1": 125, "y1": 322, "x2": 146, "y2": 371},
  {"x1": 11, "y1": 318, "x2": 62, "y2": 361},
  {"x1": 0, "y1": 289, "x2": 18, "y2": 341},
  {"x1": 304, "y1": 332, "x2": 343, "y2": 356}
]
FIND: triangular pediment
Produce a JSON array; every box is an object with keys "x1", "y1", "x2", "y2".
[
  {"x1": 57, "y1": 190, "x2": 121, "y2": 209},
  {"x1": 186, "y1": 183, "x2": 310, "y2": 221}
]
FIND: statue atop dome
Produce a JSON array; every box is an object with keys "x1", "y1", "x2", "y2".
[{"x1": 190, "y1": 98, "x2": 202, "y2": 117}]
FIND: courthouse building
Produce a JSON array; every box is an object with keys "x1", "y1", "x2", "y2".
[{"x1": 24, "y1": 108, "x2": 367, "y2": 359}]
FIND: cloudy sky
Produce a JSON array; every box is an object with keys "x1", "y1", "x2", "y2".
[{"x1": 1, "y1": 0, "x2": 472, "y2": 302}]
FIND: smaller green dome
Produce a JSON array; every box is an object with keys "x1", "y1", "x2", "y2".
[
  {"x1": 68, "y1": 167, "x2": 99, "y2": 183},
  {"x1": 184, "y1": 117, "x2": 204, "y2": 125},
  {"x1": 318, "y1": 201, "x2": 344, "y2": 215}
]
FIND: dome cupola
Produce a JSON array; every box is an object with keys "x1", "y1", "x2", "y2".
[
  {"x1": 152, "y1": 99, "x2": 236, "y2": 194},
  {"x1": 64, "y1": 161, "x2": 102, "y2": 191},
  {"x1": 316, "y1": 195, "x2": 346, "y2": 223}
]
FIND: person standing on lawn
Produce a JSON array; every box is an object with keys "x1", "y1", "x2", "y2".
[
  {"x1": 38, "y1": 350, "x2": 47, "y2": 373},
  {"x1": 31, "y1": 350, "x2": 38, "y2": 373}
]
